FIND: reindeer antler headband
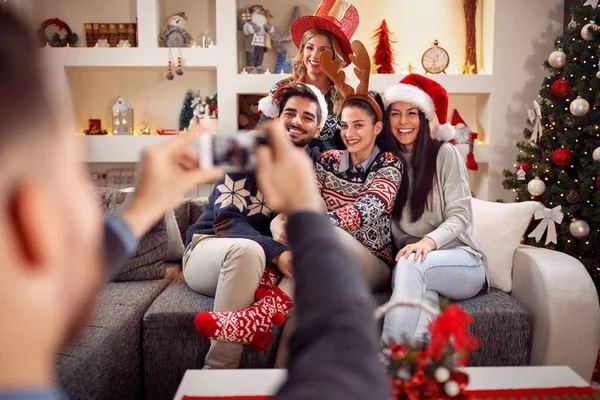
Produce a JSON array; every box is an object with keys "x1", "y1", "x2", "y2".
[{"x1": 319, "y1": 40, "x2": 383, "y2": 122}]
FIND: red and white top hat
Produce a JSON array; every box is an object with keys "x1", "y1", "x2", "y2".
[
  {"x1": 383, "y1": 74, "x2": 455, "y2": 142},
  {"x1": 290, "y1": 0, "x2": 359, "y2": 65}
]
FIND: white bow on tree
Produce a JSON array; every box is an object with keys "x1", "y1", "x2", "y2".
[
  {"x1": 527, "y1": 204, "x2": 564, "y2": 245},
  {"x1": 583, "y1": 0, "x2": 600, "y2": 9},
  {"x1": 527, "y1": 100, "x2": 543, "y2": 144}
]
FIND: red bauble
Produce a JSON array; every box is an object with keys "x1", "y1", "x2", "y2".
[
  {"x1": 552, "y1": 148, "x2": 573, "y2": 166},
  {"x1": 551, "y1": 78, "x2": 571, "y2": 98},
  {"x1": 596, "y1": 176, "x2": 600, "y2": 189},
  {"x1": 520, "y1": 162, "x2": 532, "y2": 174}
]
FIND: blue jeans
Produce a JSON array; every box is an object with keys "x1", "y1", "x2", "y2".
[{"x1": 381, "y1": 248, "x2": 485, "y2": 342}]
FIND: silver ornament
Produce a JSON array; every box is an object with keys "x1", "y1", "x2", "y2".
[
  {"x1": 548, "y1": 49, "x2": 567, "y2": 68},
  {"x1": 570, "y1": 96, "x2": 590, "y2": 117},
  {"x1": 596, "y1": 70, "x2": 600, "y2": 79},
  {"x1": 569, "y1": 219, "x2": 590, "y2": 238},
  {"x1": 581, "y1": 21, "x2": 599, "y2": 41},
  {"x1": 593, "y1": 146, "x2": 600, "y2": 161},
  {"x1": 527, "y1": 176, "x2": 546, "y2": 196}
]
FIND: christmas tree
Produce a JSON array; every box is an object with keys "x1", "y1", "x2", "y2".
[
  {"x1": 372, "y1": 19, "x2": 397, "y2": 74},
  {"x1": 502, "y1": 0, "x2": 600, "y2": 292},
  {"x1": 179, "y1": 90, "x2": 194, "y2": 131}
]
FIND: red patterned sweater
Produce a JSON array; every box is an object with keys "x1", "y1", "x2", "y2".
[{"x1": 315, "y1": 150, "x2": 403, "y2": 265}]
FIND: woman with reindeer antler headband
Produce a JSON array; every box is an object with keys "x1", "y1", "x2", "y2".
[
  {"x1": 311, "y1": 40, "x2": 405, "y2": 292},
  {"x1": 258, "y1": 0, "x2": 360, "y2": 153}
]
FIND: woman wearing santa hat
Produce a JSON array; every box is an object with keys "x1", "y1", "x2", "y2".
[
  {"x1": 380, "y1": 74, "x2": 487, "y2": 341},
  {"x1": 259, "y1": 0, "x2": 360, "y2": 153}
]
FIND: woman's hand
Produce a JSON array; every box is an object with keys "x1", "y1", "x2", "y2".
[
  {"x1": 270, "y1": 214, "x2": 288, "y2": 245},
  {"x1": 395, "y1": 237, "x2": 437, "y2": 262},
  {"x1": 273, "y1": 250, "x2": 294, "y2": 279}
]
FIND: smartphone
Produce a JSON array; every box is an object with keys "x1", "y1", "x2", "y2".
[{"x1": 199, "y1": 130, "x2": 267, "y2": 172}]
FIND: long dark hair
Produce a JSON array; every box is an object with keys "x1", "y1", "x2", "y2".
[{"x1": 385, "y1": 106, "x2": 443, "y2": 222}]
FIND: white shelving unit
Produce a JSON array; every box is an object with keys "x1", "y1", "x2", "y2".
[{"x1": 11, "y1": 0, "x2": 542, "y2": 200}]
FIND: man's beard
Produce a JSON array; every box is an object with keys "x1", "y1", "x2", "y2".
[
  {"x1": 286, "y1": 123, "x2": 313, "y2": 148},
  {"x1": 251, "y1": 13, "x2": 267, "y2": 25}
]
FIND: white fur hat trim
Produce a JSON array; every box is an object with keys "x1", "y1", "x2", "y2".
[
  {"x1": 383, "y1": 83, "x2": 436, "y2": 122},
  {"x1": 432, "y1": 123, "x2": 456, "y2": 141}
]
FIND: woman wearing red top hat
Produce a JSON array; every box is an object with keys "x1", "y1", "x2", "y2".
[
  {"x1": 380, "y1": 74, "x2": 488, "y2": 342},
  {"x1": 258, "y1": 0, "x2": 360, "y2": 152}
]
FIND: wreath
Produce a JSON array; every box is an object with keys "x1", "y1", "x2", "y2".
[{"x1": 38, "y1": 18, "x2": 78, "y2": 47}]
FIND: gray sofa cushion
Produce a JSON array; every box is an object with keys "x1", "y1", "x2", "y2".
[
  {"x1": 94, "y1": 186, "x2": 168, "y2": 282},
  {"x1": 55, "y1": 267, "x2": 178, "y2": 400},
  {"x1": 458, "y1": 288, "x2": 531, "y2": 366},
  {"x1": 142, "y1": 271, "x2": 283, "y2": 400}
]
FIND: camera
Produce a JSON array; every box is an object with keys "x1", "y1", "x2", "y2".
[{"x1": 199, "y1": 130, "x2": 268, "y2": 173}]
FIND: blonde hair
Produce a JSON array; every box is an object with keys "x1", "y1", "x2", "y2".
[{"x1": 291, "y1": 29, "x2": 346, "y2": 115}]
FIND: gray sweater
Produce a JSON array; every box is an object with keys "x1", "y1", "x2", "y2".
[{"x1": 391, "y1": 143, "x2": 486, "y2": 270}]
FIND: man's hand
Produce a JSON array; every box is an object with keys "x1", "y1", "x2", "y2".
[
  {"x1": 270, "y1": 214, "x2": 287, "y2": 245},
  {"x1": 121, "y1": 131, "x2": 223, "y2": 239},
  {"x1": 395, "y1": 236, "x2": 437, "y2": 262},
  {"x1": 273, "y1": 250, "x2": 293, "y2": 278},
  {"x1": 255, "y1": 122, "x2": 323, "y2": 215}
]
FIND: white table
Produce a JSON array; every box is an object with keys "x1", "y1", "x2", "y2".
[{"x1": 173, "y1": 366, "x2": 590, "y2": 399}]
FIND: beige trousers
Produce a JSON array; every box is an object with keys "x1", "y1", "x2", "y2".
[
  {"x1": 273, "y1": 226, "x2": 391, "y2": 367},
  {"x1": 183, "y1": 234, "x2": 266, "y2": 369}
]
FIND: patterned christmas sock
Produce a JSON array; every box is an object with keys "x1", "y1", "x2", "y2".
[
  {"x1": 194, "y1": 287, "x2": 293, "y2": 351},
  {"x1": 255, "y1": 267, "x2": 283, "y2": 300}
]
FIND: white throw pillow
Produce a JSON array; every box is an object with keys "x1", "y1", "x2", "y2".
[{"x1": 470, "y1": 199, "x2": 538, "y2": 292}]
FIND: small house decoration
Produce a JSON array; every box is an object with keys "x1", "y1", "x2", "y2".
[
  {"x1": 516, "y1": 167, "x2": 527, "y2": 181},
  {"x1": 111, "y1": 96, "x2": 133, "y2": 135}
]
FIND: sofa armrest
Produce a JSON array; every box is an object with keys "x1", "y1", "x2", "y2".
[{"x1": 511, "y1": 245, "x2": 600, "y2": 381}]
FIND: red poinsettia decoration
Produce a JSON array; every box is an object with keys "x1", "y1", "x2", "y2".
[{"x1": 427, "y1": 304, "x2": 480, "y2": 366}]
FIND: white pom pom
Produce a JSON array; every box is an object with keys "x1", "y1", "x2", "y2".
[
  {"x1": 433, "y1": 123, "x2": 456, "y2": 141},
  {"x1": 258, "y1": 96, "x2": 280, "y2": 119}
]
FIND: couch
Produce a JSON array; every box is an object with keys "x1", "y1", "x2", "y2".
[{"x1": 54, "y1": 189, "x2": 600, "y2": 400}]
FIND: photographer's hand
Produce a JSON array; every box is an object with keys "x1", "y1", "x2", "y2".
[
  {"x1": 255, "y1": 122, "x2": 322, "y2": 215},
  {"x1": 121, "y1": 132, "x2": 223, "y2": 239}
]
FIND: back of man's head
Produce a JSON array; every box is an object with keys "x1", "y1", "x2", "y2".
[{"x1": 0, "y1": 8, "x2": 105, "y2": 380}]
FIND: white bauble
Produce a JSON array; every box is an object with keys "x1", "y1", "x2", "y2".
[
  {"x1": 548, "y1": 49, "x2": 567, "y2": 68},
  {"x1": 527, "y1": 176, "x2": 546, "y2": 196},
  {"x1": 581, "y1": 21, "x2": 598, "y2": 41},
  {"x1": 435, "y1": 367, "x2": 451, "y2": 383},
  {"x1": 570, "y1": 219, "x2": 590, "y2": 238},
  {"x1": 444, "y1": 380, "x2": 461, "y2": 397},
  {"x1": 570, "y1": 96, "x2": 590, "y2": 117},
  {"x1": 593, "y1": 146, "x2": 600, "y2": 161}
]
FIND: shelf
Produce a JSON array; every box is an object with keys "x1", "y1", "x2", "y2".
[
  {"x1": 455, "y1": 143, "x2": 496, "y2": 164},
  {"x1": 80, "y1": 135, "x2": 176, "y2": 163},
  {"x1": 231, "y1": 73, "x2": 494, "y2": 95},
  {"x1": 368, "y1": 74, "x2": 494, "y2": 94},
  {"x1": 233, "y1": 73, "x2": 290, "y2": 94},
  {"x1": 41, "y1": 47, "x2": 220, "y2": 68}
]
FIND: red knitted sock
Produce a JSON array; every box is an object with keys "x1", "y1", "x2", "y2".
[
  {"x1": 194, "y1": 287, "x2": 293, "y2": 351},
  {"x1": 255, "y1": 267, "x2": 283, "y2": 300}
]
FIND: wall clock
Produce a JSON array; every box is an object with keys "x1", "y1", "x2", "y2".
[{"x1": 421, "y1": 40, "x2": 450, "y2": 74}]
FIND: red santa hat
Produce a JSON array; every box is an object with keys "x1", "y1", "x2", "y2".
[
  {"x1": 383, "y1": 74, "x2": 455, "y2": 142},
  {"x1": 450, "y1": 109, "x2": 479, "y2": 171}
]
